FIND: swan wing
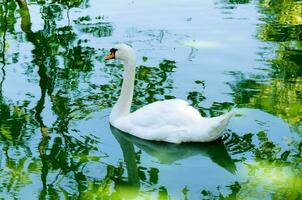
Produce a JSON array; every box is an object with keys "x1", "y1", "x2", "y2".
[
  {"x1": 115, "y1": 99, "x2": 201, "y2": 143},
  {"x1": 129, "y1": 99, "x2": 201, "y2": 128}
]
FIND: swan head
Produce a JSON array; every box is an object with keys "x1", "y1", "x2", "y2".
[{"x1": 105, "y1": 44, "x2": 136, "y2": 63}]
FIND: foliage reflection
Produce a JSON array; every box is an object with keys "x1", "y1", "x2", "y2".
[{"x1": 0, "y1": 0, "x2": 302, "y2": 199}]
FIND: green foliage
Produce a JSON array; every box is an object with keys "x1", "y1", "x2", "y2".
[{"x1": 74, "y1": 15, "x2": 114, "y2": 38}]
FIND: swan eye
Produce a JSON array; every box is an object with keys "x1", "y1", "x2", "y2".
[
  {"x1": 110, "y1": 48, "x2": 118, "y2": 58},
  {"x1": 105, "y1": 48, "x2": 118, "y2": 60},
  {"x1": 110, "y1": 48, "x2": 118, "y2": 54}
]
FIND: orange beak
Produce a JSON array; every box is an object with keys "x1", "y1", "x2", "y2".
[{"x1": 105, "y1": 53, "x2": 115, "y2": 60}]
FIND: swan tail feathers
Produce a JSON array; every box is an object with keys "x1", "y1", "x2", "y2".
[{"x1": 206, "y1": 109, "x2": 236, "y2": 141}]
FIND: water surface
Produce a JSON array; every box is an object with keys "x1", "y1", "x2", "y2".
[{"x1": 0, "y1": 0, "x2": 302, "y2": 199}]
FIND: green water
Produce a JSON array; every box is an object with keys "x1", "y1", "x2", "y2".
[{"x1": 0, "y1": 0, "x2": 301, "y2": 199}]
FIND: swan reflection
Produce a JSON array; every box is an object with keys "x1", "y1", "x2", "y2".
[{"x1": 110, "y1": 126, "x2": 236, "y2": 175}]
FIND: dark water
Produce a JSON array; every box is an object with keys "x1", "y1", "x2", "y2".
[{"x1": 0, "y1": 0, "x2": 301, "y2": 199}]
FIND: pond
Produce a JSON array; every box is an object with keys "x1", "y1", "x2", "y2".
[{"x1": 0, "y1": 0, "x2": 302, "y2": 199}]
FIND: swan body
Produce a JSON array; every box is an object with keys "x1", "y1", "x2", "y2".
[{"x1": 105, "y1": 44, "x2": 234, "y2": 144}]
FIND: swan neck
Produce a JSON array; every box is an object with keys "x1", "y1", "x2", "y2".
[{"x1": 110, "y1": 58, "x2": 136, "y2": 121}]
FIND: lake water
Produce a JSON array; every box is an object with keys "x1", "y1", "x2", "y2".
[{"x1": 0, "y1": 0, "x2": 301, "y2": 199}]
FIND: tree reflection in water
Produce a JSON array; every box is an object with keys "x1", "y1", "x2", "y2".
[{"x1": 0, "y1": 0, "x2": 302, "y2": 199}]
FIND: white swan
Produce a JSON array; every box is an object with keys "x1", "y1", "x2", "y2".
[{"x1": 105, "y1": 44, "x2": 235, "y2": 144}]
